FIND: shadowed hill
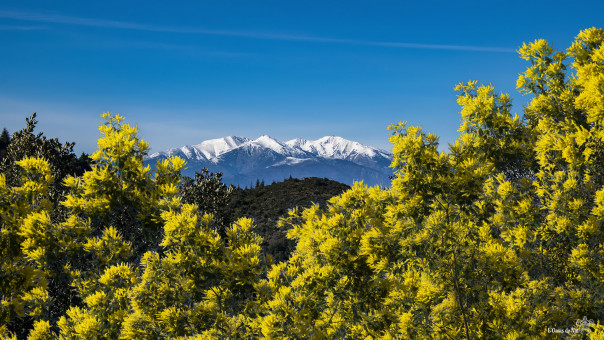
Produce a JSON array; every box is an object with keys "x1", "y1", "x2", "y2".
[{"x1": 226, "y1": 177, "x2": 350, "y2": 263}]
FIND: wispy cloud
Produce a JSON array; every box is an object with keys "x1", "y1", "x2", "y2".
[
  {"x1": 0, "y1": 9, "x2": 515, "y2": 53},
  {"x1": 0, "y1": 24, "x2": 47, "y2": 30},
  {"x1": 98, "y1": 40, "x2": 252, "y2": 57}
]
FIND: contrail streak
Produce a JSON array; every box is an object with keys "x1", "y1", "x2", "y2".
[{"x1": 0, "y1": 9, "x2": 516, "y2": 53}]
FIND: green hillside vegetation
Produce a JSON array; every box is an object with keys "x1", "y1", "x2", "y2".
[
  {"x1": 227, "y1": 177, "x2": 350, "y2": 263},
  {"x1": 177, "y1": 169, "x2": 349, "y2": 263},
  {"x1": 1, "y1": 28, "x2": 603, "y2": 338}
]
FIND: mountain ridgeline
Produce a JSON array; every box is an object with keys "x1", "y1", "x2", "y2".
[{"x1": 145, "y1": 135, "x2": 393, "y2": 187}]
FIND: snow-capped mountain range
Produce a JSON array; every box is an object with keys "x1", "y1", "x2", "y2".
[{"x1": 145, "y1": 135, "x2": 393, "y2": 187}]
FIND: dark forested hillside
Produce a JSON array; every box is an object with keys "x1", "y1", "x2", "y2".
[
  {"x1": 227, "y1": 177, "x2": 350, "y2": 262},
  {"x1": 0, "y1": 128, "x2": 9, "y2": 162}
]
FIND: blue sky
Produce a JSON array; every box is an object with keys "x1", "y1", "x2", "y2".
[{"x1": 1, "y1": 1, "x2": 602, "y2": 154}]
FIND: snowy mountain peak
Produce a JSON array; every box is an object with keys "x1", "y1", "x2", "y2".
[
  {"x1": 196, "y1": 135, "x2": 249, "y2": 149},
  {"x1": 292, "y1": 136, "x2": 386, "y2": 159},
  {"x1": 250, "y1": 135, "x2": 286, "y2": 153},
  {"x1": 318, "y1": 135, "x2": 341, "y2": 142},
  {"x1": 285, "y1": 138, "x2": 309, "y2": 149},
  {"x1": 146, "y1": 135, "x2": 393, "y2": 186},
  {"x1": 148, "y1": 135, "x2": 250, "y2": 160},
  {"x1": 192, "y1": 135, "x2": 250, "y2": 159}
]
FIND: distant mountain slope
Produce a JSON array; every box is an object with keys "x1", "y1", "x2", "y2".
[{"x1": 146, "y1": 135, "x2": 393, "y2": 186}]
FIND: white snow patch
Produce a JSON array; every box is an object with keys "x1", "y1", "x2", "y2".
[
  {"x1": 271, "y1": 157, "x2": 314, "y2": 167},
  {"x1": 191, "y1": 136, "x2": 250, "y2": 159}
]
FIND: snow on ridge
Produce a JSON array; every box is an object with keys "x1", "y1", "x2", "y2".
[
  {"x1": 148, "y1": 146, "x2": 188, "y2": 159},
  {"x1": 149, "y1": 135, "x2": 391, "y2": 162},
  {"x1": 295, "y1": 135, "x2": 389, "y2": 160},
  {"x1": 146, "y1": 135, "x2": 393, "y2": 187},
  {"x1": 285, "y1": 138, "x2": 309, "y2": 149},
  {"x1": 191, "y1": 135, "x2": 250, "y2": 160},
  {"x1": 148, "y1": 136, "x2": 250, "y2": 160},
  {"x1": 179, "y1": 146, "x2": 194, "y2": 159},
  {"x1": 270, "y1": 157, "x2": 315, "y2": 167},
  {"x1": 250, "y1": 135, "x2": 286, "y2": 153}
]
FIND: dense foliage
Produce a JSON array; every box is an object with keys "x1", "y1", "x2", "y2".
[
  {"x1": 179, "y1": 172, "x2": 348, "y2": 263},
  {"x1": 179, "y1": 169, "x2": 234, "y2": 237},
  {"x1": 1, "y1": 28, "x2": 604, "y2": 339},
  {"x1": 0, "y1": 115, "x2": 92, "y2": 337},
  {"x1": 227, "y1": 177, "x2": 349, "y2": 263},
  {"x1": 0, "y1": 128, "x2": 9, "y2": 162}
]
